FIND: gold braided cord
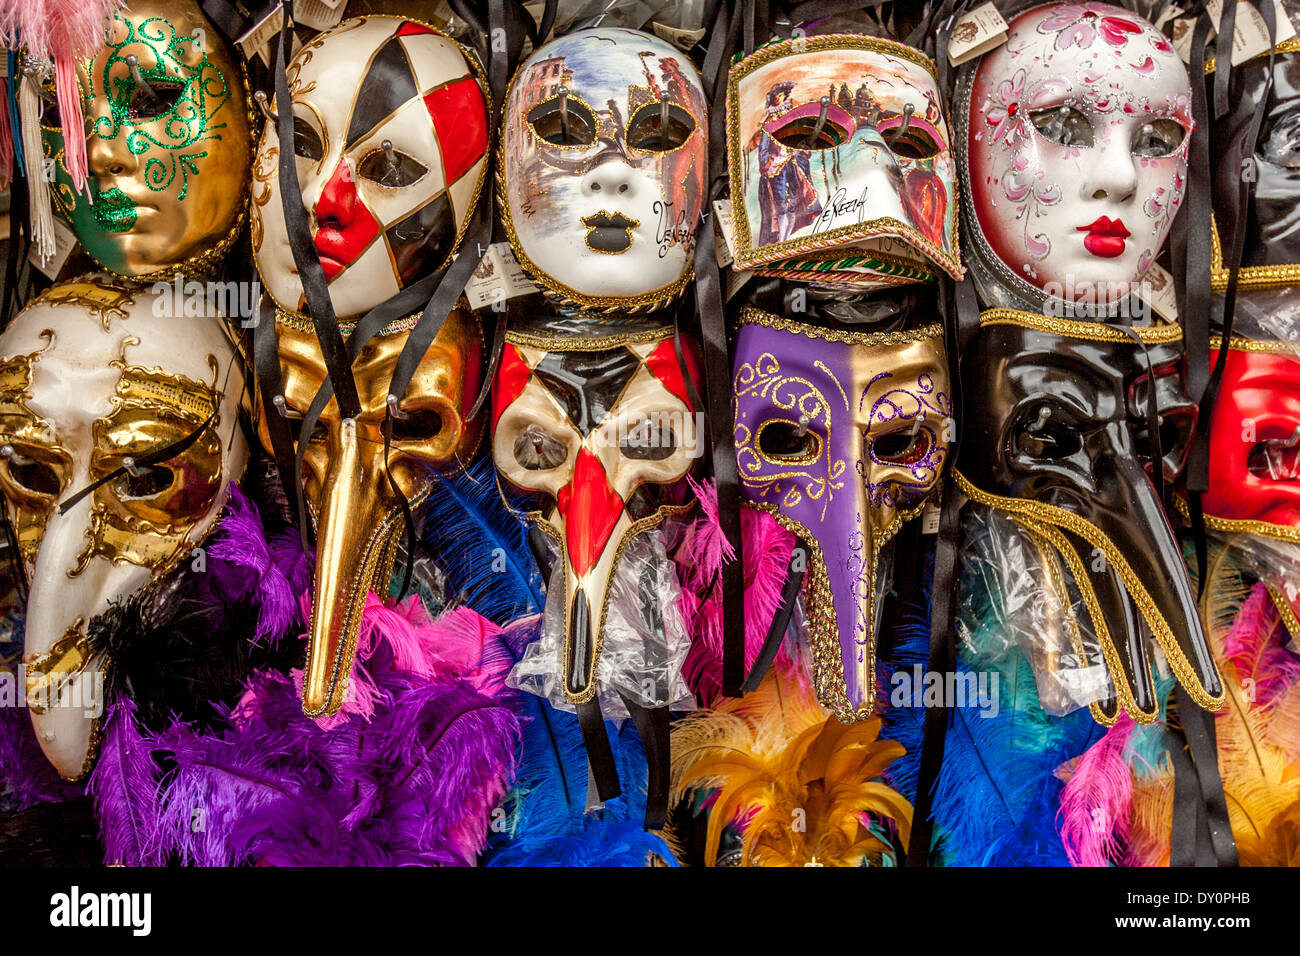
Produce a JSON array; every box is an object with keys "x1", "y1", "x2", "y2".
[{"x1": 978, "y1": 308, "x2": 1183, "y2": 343}]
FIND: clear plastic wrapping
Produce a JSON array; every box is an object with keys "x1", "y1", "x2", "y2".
[
  {"x1": 956, "y1": 503, "x2": 1114, "y2": 716},
  {"x1": 509, "y1": 525, "x2": 696, "y2": 718}
]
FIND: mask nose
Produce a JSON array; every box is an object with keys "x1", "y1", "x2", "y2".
[
  {"x1": 582, "y1": 158, "x2": 636, "y2": 200},
  {"x1": 1081, "y1": 131, "x2": 1138, "y2": 202},
  {"x1": 313, "y1": 160, "x2": 359, "y2": 231}
]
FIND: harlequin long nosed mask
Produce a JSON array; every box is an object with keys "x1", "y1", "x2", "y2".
[
  {"x1": 253, "y1": 16, "x2": 488, "y2": 320},
  {"x1": 732, "y1": 310, "x2": 950, "y2": 722},
  {"x1": 501, "y1": 28, "x2": 707, "y2": 311},
  {"x1": 492, "y1": 325, "x2": 700, "y2": 703},
  {"x1": 726, "y1": 34, "x2": 963, "y2": 290},
  {"x1": 954, "y1": 310, "x2": 1223, "y2": 723},
  {"x1": 38, "y1": 0, "x2": 252, "y2": 277},
  {"x1": 257, "y1": 308, "x2": 482, "y2": 716},
  {"x1": 956, "y1": 3, "x2": 1192, "y2": 312},
  {"x1": 0, "y1": 281, "x2": 247, "y2": 779}
]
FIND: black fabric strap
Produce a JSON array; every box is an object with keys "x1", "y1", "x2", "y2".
[
  {"x1": 1176, "y1": 684, "x2": 1238, "y2": 867},
  {"x1": 618, "y1": 691, "x2": 670, "y2": 830},
  {"x1": 253, "y1": 295, "x2": 303, "y2": 523},
  {"x1": 739, "y1": 544, "x2": 806, "y2": 694},
  {"x1": 2, "y1": 166, "x2": 29, "y2": 329},
  {"x1": 575, "y1": 697, "x2": 621, "y2": 803},
  {"x1": 272, "y1": 0, "x2": 360, "y2": 421},
  {"x1": 1168, "y1": 723, "x2": 1200, "y2": 867},
  {"x1": 200, "y1": 0, "x2": 250, "y2": 44}
]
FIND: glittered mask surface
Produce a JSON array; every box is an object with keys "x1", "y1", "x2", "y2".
[
  {"x1": 253, "y1": 16, "x2": 488, "y2": 321},
  {"x1": 501, "y1": 28, "x2": 707, "y2": 310},
  {"x1": 957, "y1": 3, "x2": 1191, "y2": 310},
  {"x1": 41, "y1": 0, "x2": 252, "y2": 276},
  {"x1": 732, "y1": 310, "x2": 950, "y2": 722},
  {"x1": 955, "y1": 311, "x2": 1222, "y2": 723},
  {"x1": 727, "y1": 34, "x2": 962, "y2": 289},
  {"x1": 492, "y1": 324, "x2": 700, "y2": 703},
  {"x1": 0, "y1": 278, "x2": 247, "y2": 779},
  {"x1": 257, "y1": 307, "x2": 483, "y2": 717}
]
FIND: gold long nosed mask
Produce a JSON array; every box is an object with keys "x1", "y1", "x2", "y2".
[{"x1": 258, "y1": 310, "x2": 482, "y2": 717}]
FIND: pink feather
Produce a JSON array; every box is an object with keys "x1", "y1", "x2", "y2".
[
  {"x1": 0, "y1": 78, "x2": 12, "y2": 189},
  {"x1": 1222, "y1": 584, "x2": 1300, "y2": 711},
  {"x1": 1058, "y1": 715, "x2": 1135, "y2": 867},
  {"x1": 55, "y1": 57, "x2": 87, "y2": 193},
  {"x1": 676, "y1": 477, "x2": 798, "y2": 706}
]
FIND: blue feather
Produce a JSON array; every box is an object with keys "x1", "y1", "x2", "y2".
[
  {"x1": 879, "y1": 545, "x2": 934, "y2": 804},
  {"x1": 420, "y1": 455, "x2": 544, "y2": 623},
  {"x1": 483, "y1": 626, "x2": 674, "y2": 867}
]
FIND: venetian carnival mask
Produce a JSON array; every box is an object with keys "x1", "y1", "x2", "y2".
[
  {"x1": 253, "y1": 16, "x2": 489, "y2": 320},
  {"x1": 732, "y1": 309, "x2": 951, "y2": 722},
  {"x1": 492, "y1": 323, "x2": 701, "y2": 705},
  {"x1": 257, "y1": 308, "x2": 483, "y2": 717},
  {"x1": 39, "y1": 0, "x2": 252, "y2": 277},
  {"x1": 0, "y1": 278, "x2": 247, "y2": 779},
  {"x1": 956, "y1": 2, "x2": 1191, "y2": 312},
  {"x1": 500, "y1": 28, "x2": 707, "y2": 311},
  {"x1": 726, "y1": 34, "x2": 963, "y2": 290},
  {"x1": 954, "y1": 310, "x2": 1223, "y2": 722}
]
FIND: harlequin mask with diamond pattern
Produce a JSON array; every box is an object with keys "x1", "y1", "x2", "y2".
[
  {"x1": 492, "y1": 322, "x2": 701, "y2": 703},
  {"x1": 731, "y1": 310, "x2": 950, "y2": 723},
  {"x1": 253, "y1": 16, "x2": 489, "y2": 320}
]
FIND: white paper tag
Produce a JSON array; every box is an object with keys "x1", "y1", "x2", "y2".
[
  {"x1": 921, "y1": 502, "x2": 941, "y2": 535},
  {"x1": 30, "y1": 219, "x2": 77, "y2": 279},
  {"x1": 1172, "y1": 14, "x2": 1210, "y2": 63},
  {"x1": 464, "y1": 242, "x2": 538, "y2": 310},
  {"x1": 948, "y1": 2, "x2": 1009, "y2": 67},
  {"x1": 713, "y1": 199, "x2": 737, "y2": 268},
  {"x1": 1196, "y1": 1, "x2": 1294, "y2": 65},
  {"x1": 238, "y1": 5, "x2": 288, "y2": 68},
  {"x1": 653, "y1": 22, "x2": 708, "y2": 52},
  {"x1": 294, "y1": 0, "x2": 348, "y2": 31},
  {"x1": 1136, "y1": 262, "x2": 1179, "y2": 323}
]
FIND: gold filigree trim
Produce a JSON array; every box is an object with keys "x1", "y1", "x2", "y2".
[
  {"x1": 1266, "y1": 582, "x2": 1300, "y2": 640},
  {"x1": 1205, "y1": 35, "x2": 1300, "y2": 74},
  {"x1": 504, "y1": 325, "x2": 675, "y2": 352},
  {"x1": 1210, "y1": 211, "x2": 1300, "y2": 291},
  {"x1": 736, "y1": 307, "x2": 944, "y2": 347},
  {"x1": 979, "y1": 308, "x2": 1183, "y2": 343},
  {"x1": 1209, "y1": 334, "x2": 1300, "y2": 354},
  {"x1": 955, "y1": 470, "x2": 1225, "y2": 712},
  {"x1": 1171, "y1": 492, "x2": 1300, "y2": 544}
]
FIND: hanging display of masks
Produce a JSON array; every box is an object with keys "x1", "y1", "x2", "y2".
[
  {"x1": 953, "y1": 309, "x2": 1222, "y2": 723},
  {"x1": 954, "y1": 2, "x2": 1192, "y2": 314},
  {"x1": 726, "y1": 34, "x2": 963, "y2": 290},
  {"x1": 731, "y1": 309, "x2": 951, "y2": 722},
  {"x1": 499, "y1": 27, "x2": 708, "y2": 312},
  {"x1": 37, "y1": 0, "x2": 253, "y2": 278}
]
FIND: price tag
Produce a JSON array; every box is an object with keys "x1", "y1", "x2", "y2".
[
  {"x1": 653, "y1": 22, "x2": 708, "y2": 52},
  {"x1": 948, "y1": 2, "x2": 1009, "y2": 67},
  {"x1": 713, "y1": 199, "x2": 737, "y2": 268},
  {"x1": 464, "y1": 242, "x2": 538, "y2": 310},
  {"x1": 29, "y1": 219, "x2": 78, "y2": 279},
  {"x1": 1136, "y1": 262, "x2": 1179, "y2": 323}
]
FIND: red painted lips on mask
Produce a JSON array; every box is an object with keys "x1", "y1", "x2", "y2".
[
  {"x1": 312, "y1": 159, "x2": 381, "y2": 281},
  {"x1": 1077, "y1": 215, "x2": 1131, "y2": 258}
]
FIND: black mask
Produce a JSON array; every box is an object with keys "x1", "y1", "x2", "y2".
[{"x1": 955, "y1": 310, "x2": 1224, "y2": 724}]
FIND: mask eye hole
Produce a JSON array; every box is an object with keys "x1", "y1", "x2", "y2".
[
  {"x1": 357, "y1": 146, "x2": 428, "y2": 187},
  {"x1": 1247, "y1": 435, "x2": 1300, "y2": 480},
  {"x1": 770, "y1": 111, "x2": 851, "y2": 150},
  {"x1": 3, "y1": 455, "x2": 62, "y2": 497},
  {"x1": 528, "y1": 95, "x2": 597, "y2": 147},
  {"x1": 390, "y1": 409, "x2": 445, "y2": 443},
  {"x1": 1132, "y1": 411, "x2": 1192, "y2": 475},
  {"x1": 625, "y1": 102, "x2": 696, "y2": 151},
  {"x1": 1029, "y1": 106, "x2": 1095, "y2": 148},
  {"x1": 619, "y1": 418, "x2": 677, "y2": 460},
  {"x1": 1131, "y1": 118, "x2": 1187, "y2": 158},
  {"x1": 1015, "y1": 405, "x2": 1081, "y2": 460},
  {"x1": 513, "y1": 425, "x2": 567, "y2": 470},
  {"x1": 127, "y1": 80, "x2": 185, "y2": 122},
  {"x1": 293, "y1": 117, "x2": 324, "y2": 162},
  {"x1": 879, "y1": 111, "x2": 942, "y2": 160},
  {"x1": 871, "y1": 427, "x2": 929, "y2": 465},
  {"x1": 756, "y1": 419, "x2": 820, "y2": 463},
  {"x1": 113, "y1": 465, "x2": 175, "y2": 500}
]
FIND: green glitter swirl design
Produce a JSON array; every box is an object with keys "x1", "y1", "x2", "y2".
[{"x1": 93, "y1": 15, "x2": 231, "y2": 200}]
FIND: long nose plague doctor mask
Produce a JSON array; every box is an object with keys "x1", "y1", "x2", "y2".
[
  {"x1": 37, "y1": 0, "x2": 253, "y2": 279},
  {"x1": 954, "y1": 2, "x2": 1192, "y2": 315},
  {"x1": 725, "y1": 34, "x2": 963, "y2": 291},
  {"x1": 0, "y1": 295, "x2": 247, "y2": 780},
  {"x1": 252, "y1": 16, "x2": 489, "y2": 718},
  {"x1": 732, "y1": 309, "x2": 951, "y2": 723},
  {"x1": 500, "y1": 28, "x2": 708, "y2": 313},
  {"x1": 954, "y1": 309, "x2": 1223, "y2": 724},
  {"x1": 492, "y1": 320, "x2": 701, "y2": 804}
]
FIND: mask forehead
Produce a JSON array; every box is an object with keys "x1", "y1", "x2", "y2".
[{"x1": 727, "y1": 34, "x2": 961, "y2": 287}]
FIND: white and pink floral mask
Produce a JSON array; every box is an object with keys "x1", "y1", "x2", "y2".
[{"x1": 956, "y1": 3, "x2": 1192, "y2": 312}]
